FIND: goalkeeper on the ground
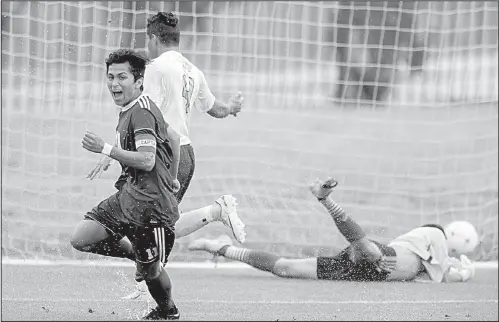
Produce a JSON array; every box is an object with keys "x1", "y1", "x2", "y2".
[{"x1": 189, "y1": 177, "x2": 475, "y2": 283}]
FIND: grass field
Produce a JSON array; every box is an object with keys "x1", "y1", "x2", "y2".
[{"x1": 1, "y1": 262, "x2": 498, "y2": 321}]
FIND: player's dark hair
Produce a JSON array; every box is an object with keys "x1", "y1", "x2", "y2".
[
  {"x1": 421, "y1": 223, "x2": 447, "y2": 239},
  {"x1": 105, "y1": 49, "x2": 148, "y2": 83},
  {"x1": 146, "y1": 12, "x2": 180, "y2": 46}
]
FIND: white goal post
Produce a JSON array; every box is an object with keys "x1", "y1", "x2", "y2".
[{"x1": 1, "y1": 1, "x2": 497, "y2": 262}]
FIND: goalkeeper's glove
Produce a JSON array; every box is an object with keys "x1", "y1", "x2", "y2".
[
  {"x1": 458, "y1": 254, "x2": 475, "y2": 281},
  {"x1": 447, "y1": 254, "x2": 475, "y2": 282},
  {"x1": 228, "y1": 91, "x2": 244, "y2": 117}
]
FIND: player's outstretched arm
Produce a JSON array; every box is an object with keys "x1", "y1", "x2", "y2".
[
  {"x1": 194, "y1": 70, "x2": 244, "y2": 118},
  {"x1": 82, "y1": 131, "x2": 156, "y2": 171},
  {"x1": 207, "y1": 92, "x2": 244, "y2": 118}
]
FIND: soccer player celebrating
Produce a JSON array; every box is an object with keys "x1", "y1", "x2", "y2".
[
  {"x1": 88, "y1": 11, "x2": 244, "y2": 205},
  {"x1": 188, "y1": 177, "x2": 476, "y2": 283},
  {"x1": 86, "y1": 9, "x2": 246, "y2": 255},
  {"x1": 86, "y1": 11, "x2": 247, "y2": 300},
  {"x1": 72, "y1": 49, "x2": 182, "y2": 320}
]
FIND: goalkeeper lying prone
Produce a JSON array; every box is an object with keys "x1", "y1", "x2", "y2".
[{"x1": 188, "y1": 177, "x2": 475, "y2": 283}]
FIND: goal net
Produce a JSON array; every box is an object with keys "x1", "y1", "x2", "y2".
[{"x1": 2, "y1": 1, "x2": 498, "y2": 262}]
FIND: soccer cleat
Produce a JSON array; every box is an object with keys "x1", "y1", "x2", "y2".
[
  {"x1": 214, "y1": 195, "x2": 246, "y2": 243},
  {"x1": 142, "y1": 306, "x2": 180, "y2": 320},
  {"x1": 309, "y1": 177, "x2": 338, "y2": 200},
  {"x1": 126, "y1": 263, "x2": 168, "y2": 300},
  {"x1": 187, "y1": 235, "x2": 233, "y2": 255},
  {"x1": 121, "y1": 280, "x2": 148, "y2": 300}
]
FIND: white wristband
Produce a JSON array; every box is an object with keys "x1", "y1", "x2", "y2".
[{"x1": 101, "y1": 143, "x2": 113, "y2": 156}]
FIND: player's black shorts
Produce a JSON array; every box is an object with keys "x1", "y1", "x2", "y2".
[
  {"x1": 175, "y1": 144, "x2": 195, "y2": 203},
  {"x1": 84, "y1": 191, "x2": 175, "y2": 264},
  {"x1": 317, "y1": 240, "x2": 396, "y2": 281}
]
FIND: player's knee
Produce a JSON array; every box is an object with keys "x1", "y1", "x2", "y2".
[
  {"x1": 137, "y1": 261, "x2": 162, "y2": 281},
  {"x1": 70, "y1": 235, "x2": 91, "y2": 252},
  {"x1": 71, "y1": 219, "x2": 109, "y2": 252},
  {"x1": 271, "y1": 260, "x2": 295, "y2": 278},
  {"x1": 70, "y1": 237, "x2": 82, "y2": 251},
  {"x1": 351, "y1": 239, "x2": 382, "y2": 263},
  {"x1": 273, "y1": 268, "x2": 292, "y2": 278}
]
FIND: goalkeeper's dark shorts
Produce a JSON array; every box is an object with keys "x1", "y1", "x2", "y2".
[
  {"x1": 317, "y1": 240, "x2": 396, "y2": 281},
  {"x1": 84, "y1": 191, "x2": 175, "y2": 264}
]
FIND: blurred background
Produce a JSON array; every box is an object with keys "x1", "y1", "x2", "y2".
[{"x1": 1, "y1": 1, "x2": 498, "y2": 262}]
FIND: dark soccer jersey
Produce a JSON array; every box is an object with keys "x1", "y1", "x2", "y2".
[{"x1": 115, "y1": 95, "x2": 179, "y2": 227}]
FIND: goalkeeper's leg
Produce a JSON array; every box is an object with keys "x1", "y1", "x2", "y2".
[
  {"x1": 188, "y1": 235, "x2": 320, "y2": 279},
  {"x1": 187, "y1": 235, "x2": 394, "y2": 282},
  {"x1": 309, "y1": 177, "x2": 382, "y2": 263}
]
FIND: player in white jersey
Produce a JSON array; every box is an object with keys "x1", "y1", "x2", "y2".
[
  {"x1": 188, "y1": 177, "x2": 476, "y2": 283},
  {"x1": 140, "y1": 13, "x2": 246, "y2": 250},
  {"x1": 143, "y1": 11, "x2": 244, "y2": 204}
]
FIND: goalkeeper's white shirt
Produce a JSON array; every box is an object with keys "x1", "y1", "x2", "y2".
[
  {"x1": 388, "y1": 227, "x2": 451, "y2": 283},
  {"x1": 143, "y1": 50, "x2": 216, "y2": 146}
]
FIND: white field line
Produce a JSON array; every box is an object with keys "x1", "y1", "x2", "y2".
[
  {"x1": 2, "y1": 298, "x2": 497, "y2": 305},
  {"x1": 1, "y1": 259, "x2": 250, "y2": 269},
  {"x1": 2, "y1": 258, "x2": 498, "y2": 269}
]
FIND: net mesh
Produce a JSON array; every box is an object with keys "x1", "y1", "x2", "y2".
[{"x1": 1, "y1": 1, "x2": 498, "y2": 261}]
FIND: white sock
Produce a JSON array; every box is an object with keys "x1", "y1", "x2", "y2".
[
  {"x1": 202, "y1": 205, "x2": 216, "y2": 223},
  {"x1": 222, "y1": 246, "x2": 250, "y2": 262},
  {"x1": 205, "y1": 202, "x2": 223, "y2": 223}
]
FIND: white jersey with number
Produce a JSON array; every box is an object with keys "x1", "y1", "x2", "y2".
[
  {"x1": 388, "y1": 226, "x2": 451, "y2": 283},
  {"x1": 143, "y1": 50, "x2": 216, "y2": 146}
]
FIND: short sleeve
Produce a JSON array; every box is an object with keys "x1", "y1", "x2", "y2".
[
  {"x1": 422, "y1": 228, "x2": 451, "y2": 283},
  {"x1": 194, "y1": 70, "x2": 216, "y2": 113},
  {"x1": 131, "y1": 107, "x2": 157, "y2": 152}
]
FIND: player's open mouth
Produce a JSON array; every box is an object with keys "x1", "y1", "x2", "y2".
[{"x1": 112, "y1": 92, "x2": 123, "y2": 99}]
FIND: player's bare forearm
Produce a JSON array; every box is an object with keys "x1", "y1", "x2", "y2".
[
  {"x1": 167, "y1": 126, "x2": 180, "y2": 180},
  {"x1": 82, "y1": 131, "x2": 155, "y2": 172},
  {"x1": 109, "y1": 148, "x2": 156, "y2": 172},
  {"x1": 207, "y1": 92, "x2": 244, "y2": 118},
  {"x1": 207, "y1": 100, "x2": 231, "y2": 118}
]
